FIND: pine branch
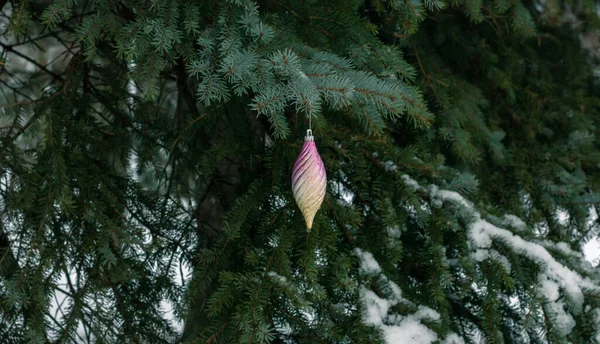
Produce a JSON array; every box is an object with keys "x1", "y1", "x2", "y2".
[{"x1": 0, "y1": 226, "x2": 18, "y2": 280}]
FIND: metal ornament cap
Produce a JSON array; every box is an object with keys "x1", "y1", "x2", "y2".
[{"x1": 292, "y1": 130, "x2": 327, "y2": 230}]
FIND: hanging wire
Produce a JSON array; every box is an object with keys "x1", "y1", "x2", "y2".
[{"x1": 306, "y1": 114, "x2": 313, "y2": 140}]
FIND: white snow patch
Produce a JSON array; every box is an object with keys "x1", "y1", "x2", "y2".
[
  {"x1": 354, "y1": 248, "x2": 381, "y2": 274},
  {"x1": 402, "y1": 174, "x2": 420, "y2": 190},
  {"x1": 412, "y1": 305, "x2": 441, "y2": 321},
  {"x1": 494, "y1": 253, "x2": 511, "y2": 273},
  {"x1": 472, "y1": 249, "x2": 488, "y2": 262},
  {"x1": 432, "y1": 187, "x2": 472, "y2": 208},
  {"x1": 503, "y1": 214, "x2": 526, "y2": 230},
  {"x1": 442, "y1": 333, "x2": 466, "y2": 344},
  {"x1": 387, "y1": 226, "x2": 402, "y2": 239},
  {"x1": 548, "y1": 300, "x2": 576, "y2": 334},
  {"x1": 356, "y1": 248, "x2": 440, "y2": 344},
  {"x1": 360, "y1": 287, "x2": 439, "y2": 344},
  {"x1": 468, "y1": 219, "x2": 494, "y2": 248},
  {"x1": 268, "y1": 271, "x2": 287, "y2": 283},
  {"x1": 362, "y1": 288, "x2": 392, "y2": 325},
  {"x1": 555, "y1": 242, "x2": 577, "y2": 256},
  {"x1": 388, "y1": 280, "x2": 403, "y2": 301},
  {"x1": 538, "y1": 275, "x2": 560, "y2": 302},
  {"x1": 381, "y1": 317, "x2": 438, "y2": 344},
  {"x1": 383, "y1": 161, "x2": 398, "y2": 172},
  {"x1": 540, "y1": 240, "x2": 582, "y2": 259}
]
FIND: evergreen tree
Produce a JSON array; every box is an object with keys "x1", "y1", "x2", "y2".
[{"x1": 1, "y1": 0, "x2": 600, "y2": 343}]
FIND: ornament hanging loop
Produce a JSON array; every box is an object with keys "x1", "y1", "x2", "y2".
[{"x1": 305, "y1": 129, "x2": 314, "y2": 141}]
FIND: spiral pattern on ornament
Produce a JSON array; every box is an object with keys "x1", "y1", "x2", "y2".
[{"x1": 292, "y1": 139, "x2": 327, "y2": 230}]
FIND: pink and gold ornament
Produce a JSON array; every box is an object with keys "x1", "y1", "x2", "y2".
[{"x1": 292, "y1": 129, "x2": 326, "y2": 230}]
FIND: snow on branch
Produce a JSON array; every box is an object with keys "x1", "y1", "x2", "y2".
[
  {"x1": 354, "y1": 248, "x2": 465, "y2": 344},
  {"x1": 428, "y1": 184, "x2": 597, "y2": 310},
  {"x1": 402, "y1": 174, "x2": 597, "y2": 308},
  {"x1": 398, "y1": 173, "x2": 600, "y2": 338}
]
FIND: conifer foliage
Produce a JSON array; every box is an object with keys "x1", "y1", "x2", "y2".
[{"x1": 1, "y1": 0, "x2": 600, "y2": 343}]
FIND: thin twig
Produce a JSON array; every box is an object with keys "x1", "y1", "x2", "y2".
[{"x1": 0, "y1": 42, "x2": 64, "y2": 81}]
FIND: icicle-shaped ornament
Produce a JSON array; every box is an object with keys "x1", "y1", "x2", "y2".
[{"x1": 292, "y1": 130, "x2": 327, "y2": 230}]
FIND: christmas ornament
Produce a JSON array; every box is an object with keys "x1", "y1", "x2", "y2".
[{"x1": 292, "y1": 129, "x2": 326, "y2": 230}]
